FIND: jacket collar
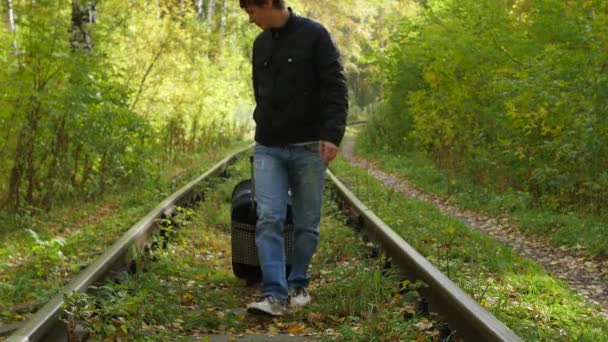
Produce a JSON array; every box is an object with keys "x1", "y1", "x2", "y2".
[{"x1": 270, "y1": 7, "x2": 297, "y2": 38}]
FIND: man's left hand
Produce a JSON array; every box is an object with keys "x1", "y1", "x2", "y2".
[{"x1": 319, "y1": 141, "x2": 338, "y2": 165}]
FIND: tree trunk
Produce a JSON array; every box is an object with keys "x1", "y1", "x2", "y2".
[
  {"x1": 70, "y1": 0, "x2": 97, "y2": 52},
  {"x1": 99, "y1": 151, "x2": 109, "y2": 195},
  {"x1": 7, "y1": 133, "x2": 25, "y2": 210},
  {"x1": 8, "y1": 96, "x2": 41, "y2": 210},
  {"x1": 130, "y1": 44, "x2": 165, "y2": 112},
  {"x1": 189, "y1": 115, "x2": 199, "y2": 152},
  {"x1": 45, "y1": 0, "x2": 97, "y2": 207},
  {"x1": 196, "y1": 0, "x2": 204, "y2": 20},
  {"x1": 7, "y1": 0, "x2": 18, "y2": 52},
  {"x1": 71, "y1": 143, "x2": 82, "y2": 186},
  {"x1": 207, "y1": 0, "x2": 215, "y2": 30},
  {"x1": 219, "y1": 0, "x2": 227, "y2": 37},
  {"x1": 205, "y1": 0, "x2": 216, "y2": 59},
  {"x1": 80, "y1": 154, "x2": 92, "y2": 194},
  {"x1": 43, "y1": 116, "x2": 67, "y2": 208},
  {"x1": 24, "y1": 94, "x2": 43, "y2": 205}
]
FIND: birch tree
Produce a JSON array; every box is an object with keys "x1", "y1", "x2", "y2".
[
  {"x1": 70, "y1": 0, "x2": 97, "y2": 52},
  {"x1": 7, "y1": 0, "x2": 17, "y2": 52},
  {"x1": 219, "y1": 0, "x2": 227, "y2": 36},
  {"x1": 206, "y1": 0, "x2": 215, "y2": 31},
  {"x1": 196, "y1": 0, "x2": 204, "y2": 20}
]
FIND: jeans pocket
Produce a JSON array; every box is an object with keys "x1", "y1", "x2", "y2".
[{"x1": 254, "y1": 143, "x2": 271, "y2": 155}]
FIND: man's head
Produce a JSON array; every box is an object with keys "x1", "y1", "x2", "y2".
[
  {"x1": 239, "y1": 0, "x2": 285, "y2": 10},
  {"x1": 239, "y1": 0, "x2": 288, "y2": 30}
]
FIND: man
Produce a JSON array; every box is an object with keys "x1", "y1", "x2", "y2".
[{"x1": 239, "y1": 0, "x2": 348, "y2": 316}]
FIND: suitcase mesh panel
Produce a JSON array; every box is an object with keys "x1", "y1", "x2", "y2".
[{"x1": 231, "y1": 221, "x2": 294, "y2": 266}]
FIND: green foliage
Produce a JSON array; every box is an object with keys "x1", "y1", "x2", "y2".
[
  {"x1": 27, "y1": 229, "x2": 67, "y2": 278},
  {"x1": 357, "y1": 146, "x2": 608, "y2": 255},
  {"x1": 0, "y1": 0, "x2": 255, "y2": 212},
  {"x1": 62, "y1": 285, "x2": 149, "y2": 340},
  {"x1": 0, "y1": 144, "x2": 243, "y2": 325},
  {"x1": 362, "y1": 0, "x2": 608, "y2": 214}
]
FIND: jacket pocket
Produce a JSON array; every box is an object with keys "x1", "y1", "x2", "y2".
[
  {"x1": 281, "y1": 52, "x2": 315, "y2": 91},
  {"x1": 254, "y1": 56, "x2": 272, "y2": 97}
]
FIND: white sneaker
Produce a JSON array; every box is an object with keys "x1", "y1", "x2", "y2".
[
  {"x1": 288, "y1": 287, "x2": 311, "y2": 308},
  {"x1": 247, "y1": 296, "x2": 286, "y2": 316}
]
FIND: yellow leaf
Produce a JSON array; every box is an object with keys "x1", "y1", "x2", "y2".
[
  {"x1": 181, "y1": 292, "x2": 194, "y2": 305},
  {"x1": 287, "y1": 323, "x2": 306, "y2": 334}
]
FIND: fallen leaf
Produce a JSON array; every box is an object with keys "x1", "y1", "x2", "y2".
[
  {"x1": 267, "y1": 325, "x2": 279, "y2": 334},
  {"x1": 181, "y1": 292, "x2": 194, "y2": 305},
  {"x1": 414, "y1": 319, "x2": 433, "y2": 331},
  {"x1": 287, "y1": 322, "x2": 306, "y2": 334}
]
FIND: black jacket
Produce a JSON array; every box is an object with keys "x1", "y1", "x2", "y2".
[{"x1": 252, "y1": 9, "x2": 348, "y2": 146}]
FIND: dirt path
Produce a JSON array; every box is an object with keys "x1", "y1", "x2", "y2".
[{"x1": 341, "y1": 136, "x2": 608, "y2": 319}]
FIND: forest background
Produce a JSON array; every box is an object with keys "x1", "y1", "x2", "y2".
[
  {"x1": 0, "y1": 0, "x2": 606, "y2": 254},
  {"x1": 0, "y1": 0, "x2": 399, "y2": 213}
]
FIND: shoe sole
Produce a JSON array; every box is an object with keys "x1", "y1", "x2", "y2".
[
  {"x1": 289, "y1": 302, "x2": 310, "y2": 309},
  {"x1": 247, "y1": 306, "x2": 285, "y2": 317}
]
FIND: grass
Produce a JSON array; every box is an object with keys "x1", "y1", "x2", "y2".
[
  {"x1": 355, "y1": 131, "x2": 608, "y2": 257},
  {"x1": 57, "y1": 153, "x2": 607, "y2": 341},
  {"x1": 328, "y1": 155, "x2": 608, "y2": 341},
  {"x1": 4, "y1": 142, "x2": 606, "y2": 341},
  {"x1": 0, "y1": 142, "x2": 250, "y2": 326},
  {"x1": 57, "y1": 156, "x2": 443, "y2": 341}
]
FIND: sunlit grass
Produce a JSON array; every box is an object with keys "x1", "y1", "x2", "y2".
[
  {"x1": 329, "y1": 155, "x2": 608, "y2": 340},
  {"x1": 59, "y1": 157, "x2": 439, "y2": 341},
  {"x1": 0, "y1": 143, "x2": 249, "y2": 325},
  {"x1": 355, "y1": 132, "x2": 608, "y2": 257}
]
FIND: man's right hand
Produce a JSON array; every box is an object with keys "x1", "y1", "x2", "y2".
[{"x1": 319, "y1": 141, "x2": 338, "y2": 165}]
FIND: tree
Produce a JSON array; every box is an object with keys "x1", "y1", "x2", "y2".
[
  {"x1": 6, "y1": 0, "x2": 18, "y2": 52},
  {"x1": 207, "y1": 0, "x2": 215, "y2": 30},
  {"x1": 70, "y1": 0, "x2": 96, "y2": 52},
  {"x1": 195, "y1": 0, "x2": 204, "y2": 20},
  {"x1": 0, "y1": 0, "x2": 280, "y2": 212},
  {"x1": 363, "y1": 0, "x2": 608, "y2": 213}
]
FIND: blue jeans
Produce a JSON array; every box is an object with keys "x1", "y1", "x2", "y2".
[{"x1": 253, "y1": 143, "x2": 326, "y2": 302}]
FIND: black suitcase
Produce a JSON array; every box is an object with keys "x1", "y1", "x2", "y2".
[{"x1": 230, "y1": 157, "x2": 294, "y2": 282}]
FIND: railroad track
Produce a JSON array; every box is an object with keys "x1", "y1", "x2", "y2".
[{"x1": 3, "y1": 146, "x2": 521, "y2": 342}]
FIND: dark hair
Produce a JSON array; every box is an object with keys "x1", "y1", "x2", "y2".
[{"x1": 239, "y1": 0, "x2": 285, "y2": 9}]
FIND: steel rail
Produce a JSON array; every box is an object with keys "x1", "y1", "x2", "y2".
[
  {"x1": 6, "y1": 145, "x2": 251, "y2": 342},
  {"x1": 326, "y1": 170, "x2": 522, "y2": 342}
]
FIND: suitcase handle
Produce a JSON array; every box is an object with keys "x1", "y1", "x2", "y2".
[{"x1": 249, "y1": 155, "x2": 255, "y2": 211}]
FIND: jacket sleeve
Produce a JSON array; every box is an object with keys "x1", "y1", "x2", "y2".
[
  {"x1": 315, "y1": 26, "x2": 348, "y2": 147},
  {"x1": 252, "y1": 42, "x2": 259, "y2": 104}
]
